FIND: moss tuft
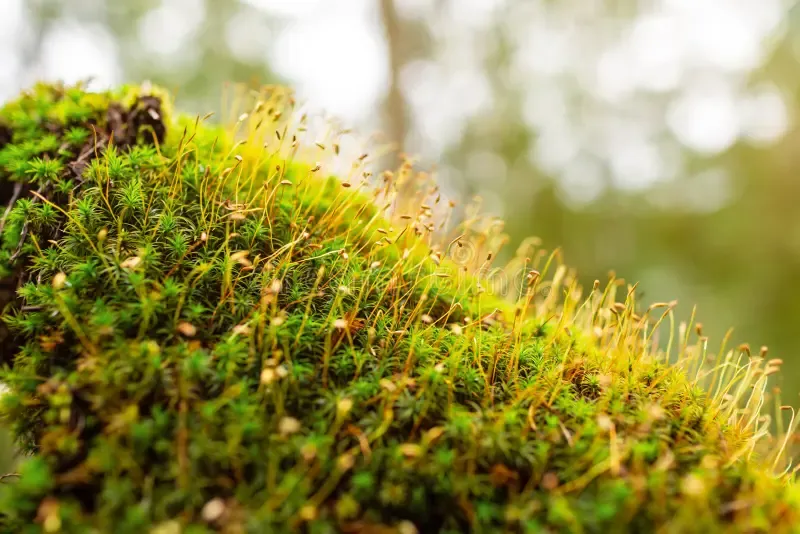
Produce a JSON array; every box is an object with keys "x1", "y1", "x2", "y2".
[{"x1": 0, "y1": 82, "x2": 798, "y2": 533}]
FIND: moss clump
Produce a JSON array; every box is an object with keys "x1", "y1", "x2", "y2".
[{"x1": 0, "y1": 82, "x2": 798, "y2": 533}]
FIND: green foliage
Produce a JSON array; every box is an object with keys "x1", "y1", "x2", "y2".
[{"x1": 0, "y1": 82, "x2": 798, "y2": 533}]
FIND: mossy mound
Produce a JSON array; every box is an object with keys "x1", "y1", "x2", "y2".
[{"x1": 0, "y1": 83, "x2": 798, "y2": 533}]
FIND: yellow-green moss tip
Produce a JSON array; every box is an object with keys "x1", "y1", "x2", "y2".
[{"x1": 0, "y1": 82, "x2": 797, "y2": 533}]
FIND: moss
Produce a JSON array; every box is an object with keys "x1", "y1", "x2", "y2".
[{"x1": 0, "y1": 82, "x2": 798, "y2": 533}]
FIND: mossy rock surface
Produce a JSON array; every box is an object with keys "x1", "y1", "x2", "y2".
[{"x1": 0, "y1": 83, "x2": 798, "y2": 533}]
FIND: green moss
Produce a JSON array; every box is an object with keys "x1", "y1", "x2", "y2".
[{"x1": 0, "y1": 82, "x2": 798, "y2": 533}]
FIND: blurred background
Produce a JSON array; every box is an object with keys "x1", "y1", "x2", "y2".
[{"x1": 3, "y1": 0, "x2": 800, "y2": 467}]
